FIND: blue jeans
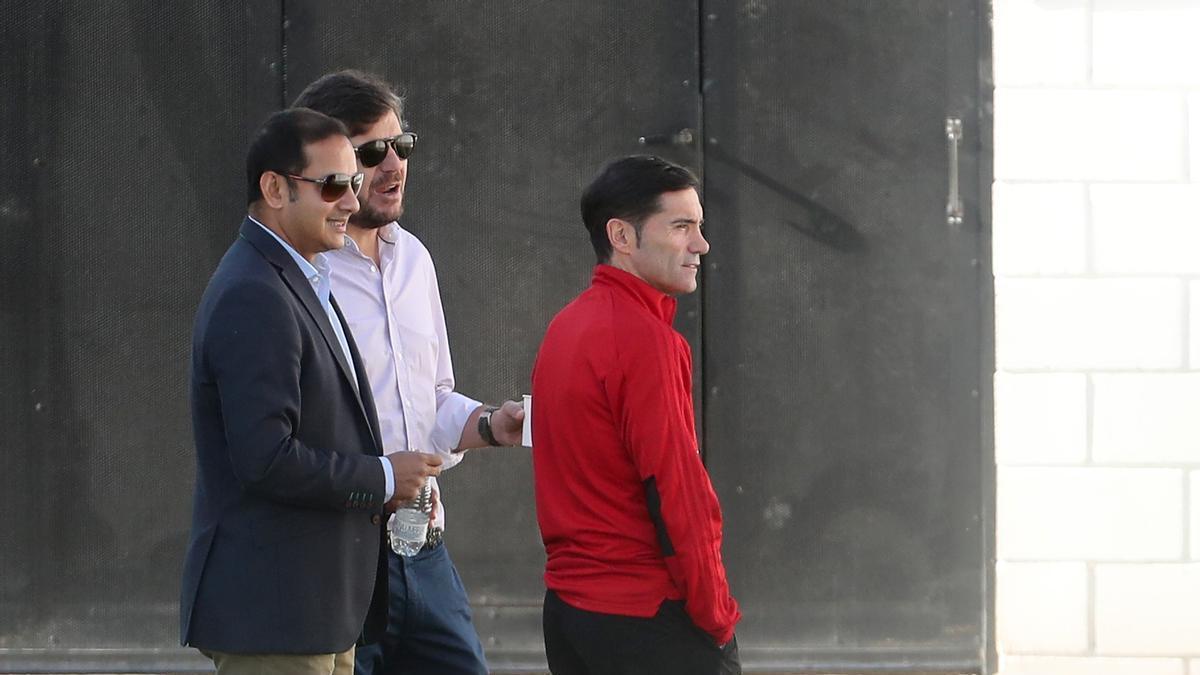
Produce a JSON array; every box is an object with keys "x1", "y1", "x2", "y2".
[{"x1": 355, "y1": 543, "x2": 488, "y2": 675}]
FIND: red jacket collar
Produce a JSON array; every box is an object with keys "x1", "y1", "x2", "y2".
[{"x1": 592, "y1": 264, "x2": 677, "y2": 325}]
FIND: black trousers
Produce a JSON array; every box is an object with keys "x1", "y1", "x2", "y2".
[{"x1": 542, "y1": 590, "x2": 741, "y2": 675}]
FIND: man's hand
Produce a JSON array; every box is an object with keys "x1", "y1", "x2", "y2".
[
  {"x1": 384, "y1": 452, "x2": 442, "y2": 511},
  {"x1": 489, "y1": 399, "x2": 526, "y2": 446},
  {"x1": 457, "y1": 400, "x2": 528, "y2": 450}
]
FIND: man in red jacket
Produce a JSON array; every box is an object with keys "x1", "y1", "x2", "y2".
[{"x1": 531, "y1": 155, "x2": 741, "y2": 675}]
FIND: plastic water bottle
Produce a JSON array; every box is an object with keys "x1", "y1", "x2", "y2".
[{"x1": 387, "y1": 479, "x2": 432, "y2": 557}]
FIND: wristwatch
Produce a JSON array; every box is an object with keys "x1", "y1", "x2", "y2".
[{"x1": 478, "y1": 406, "x2": 502, "y2": 446}]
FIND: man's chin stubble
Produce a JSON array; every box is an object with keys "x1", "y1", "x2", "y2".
[{"x1": 350, "y1": 206, "x2": 401, "y2": 230}]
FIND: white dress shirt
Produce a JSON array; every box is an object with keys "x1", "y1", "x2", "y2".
[{"x1": 327, "y1": 222, "x2": 480, "y2": 529}]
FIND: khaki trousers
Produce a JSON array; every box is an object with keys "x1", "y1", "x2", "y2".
[{"x1": 202, "y1": 646, "x2": 355, "y2": 675}]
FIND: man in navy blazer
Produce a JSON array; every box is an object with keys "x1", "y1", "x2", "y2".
[{"x1": 180, "y1": 107, "x2": 445, "y2": 675}]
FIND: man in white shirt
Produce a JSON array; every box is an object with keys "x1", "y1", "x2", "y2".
[{"x1": 294, "y1": 71, "x2": 524, "y2": 675}]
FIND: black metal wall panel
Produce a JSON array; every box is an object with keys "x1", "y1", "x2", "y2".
[
  {"x1": 283, "y1": 2, "x2": 701, "y2": 668},
  {"x1": 701, "y1": 1, "x2": 989, "y2": 670},
  {"x1": 0, "y1": 1, "x2": 280, "y2": 671},
  {"x1": 1, "y1": 2, "x2": 990, "y2": 672}
]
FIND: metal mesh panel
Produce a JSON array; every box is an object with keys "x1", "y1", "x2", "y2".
[
  {"x1": 1, "y1": 1, "x2": 989, "y2": 671},
  {"x1": 1, "y1": 0, "x2": 278, "y2": 666}
]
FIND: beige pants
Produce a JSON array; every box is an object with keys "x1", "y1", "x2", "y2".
[{"x1": 202, "y1": 646, "x2": 355, "y2": 675}]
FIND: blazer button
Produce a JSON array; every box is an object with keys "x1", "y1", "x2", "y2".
[{"x1": 371, "y1": 514, "x2": 382, "y2": 526}]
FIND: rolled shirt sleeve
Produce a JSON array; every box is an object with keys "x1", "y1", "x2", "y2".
[{"x1": 431, "y1": 390, "x2": 481, "y2": 464}]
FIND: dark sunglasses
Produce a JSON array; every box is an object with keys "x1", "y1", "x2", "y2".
[
  {"x1": 285, "y1": 172, "x2": 365, "y2": 202},
  {"x1": 354, "y1": 132, "x2": 418, "y2": 167}
]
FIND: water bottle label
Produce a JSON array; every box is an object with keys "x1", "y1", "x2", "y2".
[
  {"x1": 395, "y1": 520, "x2": 428, "y2": 539},
  {"x1": 387, "y1": 512, "x2": 429, "y2": 556}
]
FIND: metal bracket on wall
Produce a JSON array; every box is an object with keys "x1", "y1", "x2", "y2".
[
  {"x1": 638, "y1": 128, "x2": 696, "y2": 147},
  {"x1": 945, "y1": 117, "x2": 964, "y2": 226}
]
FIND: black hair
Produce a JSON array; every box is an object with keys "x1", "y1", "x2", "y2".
[
  {"x1": 580, "y1": 155, "x2": 700, "y2": 264},
  {"x1": 292, "y1": 70, "x2": 404, "y2": 135},
  {"x1": 245, "y1": 107, "x2": 349, "y2": 205}
]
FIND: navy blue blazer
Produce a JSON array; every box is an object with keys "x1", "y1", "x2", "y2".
[{"x1": 180, "y1": 218, "x2": 388, "y2": 653}]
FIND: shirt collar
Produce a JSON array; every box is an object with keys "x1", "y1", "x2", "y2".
[
  {"x1": 592, "y1": 264, "x2": 678, "y2": 324},
  {"x1": 334, "y1": 221, "x2": 402, "y2": 264},
  {"x1": 250, "y1": 216, "x2": 329, "y2": 297}
]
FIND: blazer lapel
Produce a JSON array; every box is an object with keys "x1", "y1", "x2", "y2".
[
  {"x1": 278, "y1": 262, "x2": 363, "y2": 386},
  {"x1": 238, "y1": 219, "x2": 376, "y2": 443},
  {"x1": 333, "y1": 294, "x2": 384, "y2": 455}
]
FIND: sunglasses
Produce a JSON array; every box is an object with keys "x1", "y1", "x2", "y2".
[
  {"x1": 354, "y1": 132, "x2": 418, "y2": 167},
  {"x1": 285, "y1": 172, "x2": 365, "y2": 202}
]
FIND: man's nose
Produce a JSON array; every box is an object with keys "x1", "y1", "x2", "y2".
[
  {"x1": 339, "y1": 185, "x2": 361, "y2": 214},
  {"x1": 692, "y1": 229, "x2": 710, "y2": 255}
]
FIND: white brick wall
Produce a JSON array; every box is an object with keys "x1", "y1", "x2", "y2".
[
  {"x1": 1092, "y1": 3, "x2": 1200, "y2": 86},
  {"x1": 994, "y1": 1, "x2": 1200, "y2": 673},
  {"x1": 1091, "y1": 185, "x2": 1200, "y2": 275},
  {"x1": 998, "y1": 468, "x2": 1182, "y2": 560},
  {"x1": 992, "y1": 0, "x2": 1088, "y2": 86},
  {"x1": 994, "y1": 373, "x2": 1087, "y2": 464},
  {"x1": 993, "y1": 183, "x2": 1088, "y2": 276},
  {"x1": 999, "y1": 656, "x2": 1185, "y2": 675},
  {"x1": 994, "y1": 89, "x2": 1186, "y2": 181},
  {"x1": 1192, "y1": 471, "x2": 1199, "y2": 560},
  {"x1": 996, "y1": 562, "x2": 1088, "y2": 653},
  {"x1": 1190, "y1": 281, "x2": 1200, "y2": 368},
  {"x1": 1094, "y1": 564, "x2": 1200, "y2": 654},
  {"x1": 996, "y1": 279, "x2": 1183, "y2": 370},
  {"x1": 1092, "y1": 375, "x2": 1200, "y2": 463},
  {"x1": 1191, "y1": 94, "x2": 1200, "y2": 180}
]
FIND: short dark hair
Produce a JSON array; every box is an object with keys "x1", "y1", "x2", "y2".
[
  {"x1": 245, "y1": 107, "x2": 349, "y2": 205},
  {"x1": 580, "y1": 155, "x2": 701, "y2": 264},
  {"x1": 292, "y1": 70, "x2": 404, "y2": 135}
]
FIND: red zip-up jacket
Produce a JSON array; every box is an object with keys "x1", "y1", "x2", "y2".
[{"x1": 531, "y1": 264, "x2": 741, "y2": 645}]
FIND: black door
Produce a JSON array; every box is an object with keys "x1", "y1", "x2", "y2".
[{"x1": 702, "y1": 1, "x2": 991, "y2": 670}]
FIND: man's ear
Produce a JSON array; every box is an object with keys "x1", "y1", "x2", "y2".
[
  {"x1": 260, "y1": 171, "x2": 288, "y2": 210},
  {"x1": 606, "y1": 218, "x2": 637, "y2": 256}
]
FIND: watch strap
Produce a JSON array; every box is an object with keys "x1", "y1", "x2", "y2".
[{"x1": 478, "y1": 406, "x2": 501, "y2": 446}]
